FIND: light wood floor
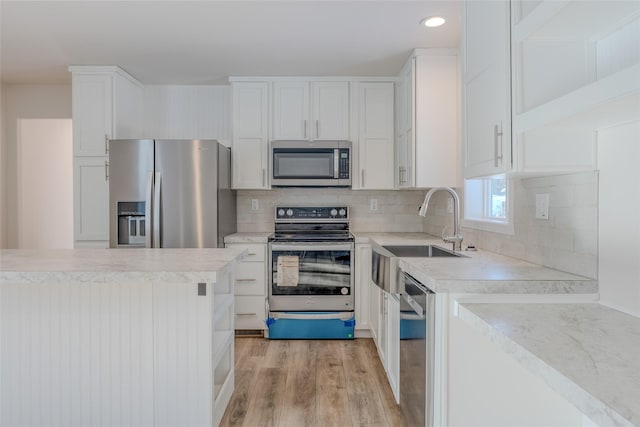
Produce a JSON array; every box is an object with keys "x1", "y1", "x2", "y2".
[{"x1": 220, "y1": 338, "x2": 405, "y2": 427}]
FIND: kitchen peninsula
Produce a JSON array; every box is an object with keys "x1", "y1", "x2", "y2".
[{"x1": 0, "y1": 248, "x2": 245, "y2": 427}]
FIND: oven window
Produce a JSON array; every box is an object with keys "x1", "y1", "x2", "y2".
[
  {"x1": 271, "y1": 249, "x2": 351, "y2": 295},
  {"x1": 273, "y1": 149, "x2": 334, "y2": 178}
]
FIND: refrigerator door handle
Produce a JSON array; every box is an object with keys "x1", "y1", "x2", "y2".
[
  {"x1": 153, "y1": 172, "x2": 162, "y2": 248},
  {"x1": 145, "y1": 171, "x2": 153, "y2": 248}
]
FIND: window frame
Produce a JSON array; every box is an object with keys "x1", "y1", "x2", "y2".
[{"x1": 462, "y1": 175, "x2": 515, "y2": 235}]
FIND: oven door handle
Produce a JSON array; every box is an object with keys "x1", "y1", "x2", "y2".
[{"x1": 270, "y1": 242, "x2": 354, "y2": 252}]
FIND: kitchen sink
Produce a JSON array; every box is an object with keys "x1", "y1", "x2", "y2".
[
  {"x1": 382, "y1": 245, "x2": 465, "y2": 258},
  {"x1": 371, "y1": 244, "x2": 466, "y2": 294}
]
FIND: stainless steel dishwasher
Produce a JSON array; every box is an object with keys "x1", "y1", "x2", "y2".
[{"x1": 399, "y1": 271, "x2": 435, "y2": 427}]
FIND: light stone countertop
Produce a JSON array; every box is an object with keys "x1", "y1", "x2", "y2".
[
  {"x1": 0, "y1": 248, "x2": 246, "y2": 283},
  {"x1": 355, "y1": 232, "x2": 597, "y2": 294},
  {"x1": 224, "y1": 232, "x2": 272, "y2": 244},
  {"x1": 458, "y1": 303, "x2": 640, "y2": 427}
]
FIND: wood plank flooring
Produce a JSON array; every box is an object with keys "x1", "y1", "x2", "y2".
[{"x1": 220, "y1": 338, "x2": 405, "y2": 427}]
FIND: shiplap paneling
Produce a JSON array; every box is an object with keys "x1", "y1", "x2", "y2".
[
  {"x1": 0, "y1": 281, "x2": 154, "y2": 427},
  {"x1": 143, "y1": 85, "x2": 231, "y2": 144},
  {"x1": 152, "y1": 282, "x2": 213, "y2": 427}
]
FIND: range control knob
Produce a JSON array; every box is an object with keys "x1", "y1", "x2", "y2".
[
  {"x1": 286, "y1": 209, "x2": 294, "y2": 217},
  {"x1": 278, "y1": 209, "x2": 285, "y2": 217},
  {"x1": 339, "y1": 208, "x2": 346, "y2": 216},
  {"x1": 330, "y1": 209, "x2": 338, "y2": 217}
]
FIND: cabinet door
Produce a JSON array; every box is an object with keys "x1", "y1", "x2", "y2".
[
  {"x1": 232, "y1": 82, "x2": 270, "y2": 189},
  {"x1": 354, "y1": 244, "x2": 371, "y2": 331},
  {"x1": 311, "y1": 82, "x2": 350, "y2": 140},
  {"x1": 386, "y1": 294, "x2": 400, "y2": 403},
  {"x1": 72, "y1": 74, "x2": 113, "y2": 156},
  {"x1": 462, "y1": 0, "x2": 512, "y2": 178},
  {"x1": 378, "y1": 292, "x2": 389, "y2": 367},
  {"x1": 396, "y1": 59, "x2": 414, "y2": 188},
  {"x1": 272, "y1": 82, "x2": 309, "y2": 140},
  {"x1": 369, "y1": 281, "x2": 380, "y2": 345},
  {"x1": 358, "y1": 83, "x2": 395, "y2": 189},
  {"x1": 74, "y1": 157, "x2": 109, "y2": 243}
]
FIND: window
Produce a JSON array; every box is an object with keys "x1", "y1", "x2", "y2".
[{"x1": 463, "y1": 175, "x2": 514, "y2": 234}]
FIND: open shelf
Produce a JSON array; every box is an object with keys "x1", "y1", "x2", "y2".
[
  {"x1": 514, "y1": 0, "x2": 640, "y2": 42},
  {"x1": 516, "y1": 64, "x2": 640, "y2": 133},
  {"x1": 212, "y1": 330, "x2": 234, "y2": 369},
  {"x1": 213, "y1": 293, "x2": 234, "y2": 324}
]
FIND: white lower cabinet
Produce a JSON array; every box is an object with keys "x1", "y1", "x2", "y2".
[
  {"x1": 225, "y1": 242, "x2": 267, "y2": 331},
  {"x1": 354, "y1": 244, "x2": 371, "y2": 333},
  {"x1": 368, "y1": 280, "x2": 400, "y2": 403},
  {"x1": 73, "y1": 157, "x2": 109, "y2": 246}
]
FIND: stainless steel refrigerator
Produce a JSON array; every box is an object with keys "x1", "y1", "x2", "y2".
[{"x1": 108, "y1": 139, "x2": 236, "y2": 248}]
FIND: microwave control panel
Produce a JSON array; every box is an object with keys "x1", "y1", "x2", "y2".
[{"x1": 339, "y1": 149, "x2": 350, "y2": 179}]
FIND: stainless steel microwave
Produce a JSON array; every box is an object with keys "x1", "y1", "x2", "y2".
[{"x1": 271, "y1": 140, "x2": 351, "y2": 187}]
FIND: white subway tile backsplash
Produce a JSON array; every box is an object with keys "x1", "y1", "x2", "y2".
[
  {"x1": 236, "y1": 189, "x2": 426, "y2": 233},
  {"x1": 422, "y1": 171, "x2": 598, "y2": 278}
]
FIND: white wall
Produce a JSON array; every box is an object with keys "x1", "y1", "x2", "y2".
[
  {"x1": 1, "y1": 84, "x2": 72, "y2": 248},
  {"x1": 598, "y1": 121, "x2": 640, "y2": 316},
  {"x1": 17, "y1": 119, "x2": 73, "y2": 249}
]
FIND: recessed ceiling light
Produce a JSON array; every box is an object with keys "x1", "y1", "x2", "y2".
[{"x1": 422, "y1": 16, "x2": 446, "y2": 27}]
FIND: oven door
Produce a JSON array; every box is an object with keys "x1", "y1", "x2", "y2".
[{"x1": 268, "y1": 241, "x2": 354, "y2": 311}]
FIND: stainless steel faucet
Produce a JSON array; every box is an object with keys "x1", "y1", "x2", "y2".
[{"x1": 418, "y1": 187, "x2": 463, "y2": 252}]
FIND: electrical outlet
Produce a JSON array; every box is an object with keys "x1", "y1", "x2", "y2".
[
  {"x1": 535, "y1": 193, "x2": 549, "y2": 220},
  {"x1": 251, "y1": 199, "x2": 259, "y2": 211},
  {"x1": 447, "y1": 199, "x2": 453, "y2": 214},
  {"x1": 370, "y1": 199, "x2": 378, "y2": 211}
]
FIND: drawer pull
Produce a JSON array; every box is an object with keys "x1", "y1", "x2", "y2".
[
  {"x1": 237, "y1": 313, "x2": 258, "y2": 316},
  {"x1": 236, "y1": 278, "x2": 257, "y2": 282},
  {"x1": 247, "y1": 252, "x2": 257, "y2": 255}
]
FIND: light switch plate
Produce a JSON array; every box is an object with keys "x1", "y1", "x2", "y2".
[
  {"x1": 251, "y1": 199, "x2": 259, "y2": 211},
  {"x1": 370, "y1": 199, "x2": 378, "y2": 211},
  {"x1": 535, "y1": 193, "x2": 550, "y2": 220}
]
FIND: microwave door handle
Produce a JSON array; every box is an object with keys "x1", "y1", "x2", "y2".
[
  {"x1": 145, "y1": 171, "x2": 153, "y2": 248},
  {"x1": 334, "y1": 149, "x2": 339, "y2": 178}
]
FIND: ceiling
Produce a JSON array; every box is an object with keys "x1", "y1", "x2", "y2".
[{"x1": 0, "y1": 1, "x2": 462, "y2": 85}]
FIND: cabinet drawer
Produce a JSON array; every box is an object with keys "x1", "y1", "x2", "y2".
[
  {"x1": 227, "y1": 243, "x2": 266, "y2": 262},
  {"x1": 235, "y1": 296, "x2": 266, "y2": 329},
  {"x1": 234, "y1": 262, "x2": 266, "y2": 296}
]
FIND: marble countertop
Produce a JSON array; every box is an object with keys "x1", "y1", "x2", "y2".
[
  {"x1": 224, "y1": 232, "x2": 272, "y2": 244},
  {"x1": 0, "y1": 248, "x2": 246, "y2": 283},
  {"x1": 355, "y1": 232, "x2": 597, "y2": 294},
  {"x1": 458, "y1": 303, "x2": 640, "y2": 427}
]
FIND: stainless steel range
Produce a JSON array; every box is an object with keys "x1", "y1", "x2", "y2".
[{"x1": 268, "y1": 206, "x2": 354, "y2": 311}]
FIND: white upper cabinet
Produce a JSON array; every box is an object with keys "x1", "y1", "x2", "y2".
[
  {"x1": 512, "y1": 0, "x2": 640, "y2": 174},
  {"x1": 71, "y1": 73, "x2": 113, "y2": 156},
  {"x1": 462, "y1": 0, "x2": 512, "y2": 178},
  {"x1": 311, "y1": 82, "x2": 350, "y2": 140},
  {"x1": 357, "y1": 82, "x2": 395, "y2": 190},
  {"x1": 397, "y1": 49, "x2": 460, "y2": 188},
  {"x1": 231, "y1": 82, "x2": 270, "y2": 189},
  {"x1": 70, "y1": 67, "x2": 144, "y2": 157},
  {"x1": 273, "y1": 81, "x2": 349, "y2": 141}
]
